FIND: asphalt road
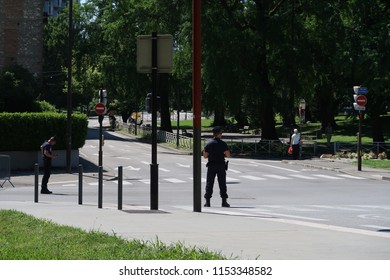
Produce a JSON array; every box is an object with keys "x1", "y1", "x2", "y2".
[{"x1": 72, "y1": 118, "x2": 390, "y2": 236}]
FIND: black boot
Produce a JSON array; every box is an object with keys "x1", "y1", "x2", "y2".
[
  {"x1": 41, "y1": 188, "x2": 52, "y2": 194},
  {"x1": 222, "y1": 198, "x2": 230, "y2": 207},
  {"x1": 204, "y1": 198, "x2": 210, "y2": 207}
]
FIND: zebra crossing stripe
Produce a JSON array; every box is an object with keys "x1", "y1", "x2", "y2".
[
  {"x1": 337, "y1": 174, "x2": 366, "y2": 180},
  {"x1": 112, "y1": 181, "x2": 132, "y2": 185},
  {"x1": 164, "y1": 178, "x2": 186, "y2": 183},
  {"x1": 313, "y1": 174, "x2": 343, "y2": 180},
  {"x1": 239, "y1": 175, "x2": 266, "y2": 181},
  {"x1": 263, "y1": 174, "x2": 291, "y2": 180},
  {"x1": 290, "y1": 174, "x2": 317, "y2": 180}
]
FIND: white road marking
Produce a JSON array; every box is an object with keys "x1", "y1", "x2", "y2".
[
  {"x1": 240, "y1": 175, "x2": 266, "y2": 181},
  {"x1": 164, "y1": 178, "x2": 186, "y2": 183},
  {"x1": 311, "y1": 205, "x2": 364, "y2": 211},
  {"x1": 290, "y1": 174, "x2": 317, "y2": 180},
  {"x1": 263, "y1": 174, "x2": 291, "y2": 180},
  {"x1": 112, "y1": 181, "x2": 132, "y2": 185},
  {"x1": 176, "y1": 163, "x2": 191, "y2": 168},
  {"x1": 139, "y1": 179, "x2": 150, "y2": 184},
  {"x1": 159, "y1": 168, "x2": 170, "y2": 172},
  {"x1": 123, "y1": 166, "x2": 141, "y2": 171},
  {"x1": 251, "y1": 161, "x2": 300, "y2": 173},
  {"x1": 313, "y1": 174, "x2": 343, "y2": 180},
  {"x1": 337, "y1": 174, "x2": 366, "y2": 180},
  {"x1": 228, "y1": 168, "x2": 242, "y2": 174}
]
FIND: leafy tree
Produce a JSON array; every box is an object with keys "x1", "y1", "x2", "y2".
[{"x1": 0, "y1": 65, "x2": 38, "y2": 112}]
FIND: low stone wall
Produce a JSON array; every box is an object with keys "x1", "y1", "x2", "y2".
[{"x1": 0, "y1": 150, "x2": 79, "y2": 170}]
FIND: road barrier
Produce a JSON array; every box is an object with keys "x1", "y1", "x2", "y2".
[{"x1": 0, "y1": 155, "x2": 14, "y2": 188}]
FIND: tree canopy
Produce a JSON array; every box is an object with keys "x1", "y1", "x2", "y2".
[{"x1": 40, "y1": 0, "x2": 390, "y2": 141}]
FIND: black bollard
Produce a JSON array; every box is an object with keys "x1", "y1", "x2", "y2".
[
  {"x1": 98, "y1": 166, "x2": 103, "y2": 208},
  {"x1": 118, "y1": 166, "x2": 123, "y2": 210},
  {"x1": 78, "y1": 164, "x2": 83, "y2": 205},
  {"x1": 34, "y1": 163, "x2": 39, "y2": 203}
]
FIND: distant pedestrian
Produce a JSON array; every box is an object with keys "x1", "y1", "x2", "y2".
[
  {"x1": 290, "y1": 128, "x2": 301, "y2": 160},
  {"x1": 40, "y1": 136, "x2": 57, "y2": 194},
  {"x1": 203, "y1": 126, "x2": 231, "y2": 207},
  {"x1": 325, "y1": 123, "x2": 333, "y2": 146}
]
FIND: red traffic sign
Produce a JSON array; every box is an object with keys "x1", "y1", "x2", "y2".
[
  {"x1": 95, "y1": 103, "x2": 106, "y2": 115},
  {"x1": 356, "y1": 95, "x2": 367, "y2": 106}
]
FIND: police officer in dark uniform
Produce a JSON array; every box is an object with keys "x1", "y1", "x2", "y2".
[
  {"x1": 40, "y1": 136, "x2": 57, "y2": 194},
  {"x1": 203, "y1": 126, "x2": 231, "y2": 207}
]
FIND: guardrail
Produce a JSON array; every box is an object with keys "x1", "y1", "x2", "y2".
[{"x1": 124, "y1": 125, "x2": 389, "y2": 158}]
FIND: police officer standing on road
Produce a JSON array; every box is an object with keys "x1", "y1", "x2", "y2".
[{"x1": 203, "y1": 126, "x2": 231, "y2": 207}]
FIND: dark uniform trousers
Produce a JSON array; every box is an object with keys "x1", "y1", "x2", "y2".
[
  {"x1": 205, "y1": 162, "x2": 228, "y2": 199},
  {"x1": 41, "y1": 158, "x2": 52, "y2": 189}
]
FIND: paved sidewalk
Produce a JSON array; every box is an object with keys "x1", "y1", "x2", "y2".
[
  {"x1": 1, "y1": 158, "x2": 390, "y2": 260},
  {"x1": 283, "y1": 158, "x2": 390, "y2": 181}
]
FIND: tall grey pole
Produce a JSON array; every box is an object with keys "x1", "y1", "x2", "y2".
[{"x1": 150, "y1": 31, "x2": 159, "y2": 210}]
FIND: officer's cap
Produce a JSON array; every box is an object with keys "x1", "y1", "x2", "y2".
[{"x1": 212, "y1": 126, "x2": 222, "y2": 133}]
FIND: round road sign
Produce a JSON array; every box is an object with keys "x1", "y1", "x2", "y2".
[
  {"x1": 356, "y1": 95, "x2": 367, "y2": 106},
  {"x1": 95, "y1": 102, "x2": 106, "y2": 115}
]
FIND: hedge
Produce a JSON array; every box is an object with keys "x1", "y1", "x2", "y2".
[{"x1": 0, "y1": 113, "x2": 88, "y2": 151}]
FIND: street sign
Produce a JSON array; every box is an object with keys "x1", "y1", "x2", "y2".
[
  {"x1": 137, "y1": 34, "x2": 173, "y2": 73},
  {"x1": 355, "y1": 95, "x2": 367, "y2": 106},
  {"x1": 353, "y1": 86, "x2": 368, "y2": 95},
  {"x1": 353, "y1": 103, "x2": 366, "y2": 111},
  {"x1": 95, "y1": 103, "x2": 106, "y2": 115},
  {"x1": 358, "y1": 87, "x2": 368, "y2": 95}
]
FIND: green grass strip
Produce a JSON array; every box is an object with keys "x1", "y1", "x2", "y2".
[{"x1": 0, "y1": 210, "x2": 225, "y2": 260}]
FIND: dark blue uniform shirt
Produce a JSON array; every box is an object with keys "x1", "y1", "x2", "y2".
[{"x1": 204, "y1": 138, "x2": 229, "y2": 163}]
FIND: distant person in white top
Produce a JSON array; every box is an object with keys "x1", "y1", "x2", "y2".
[{"x1": 290, "y1": 128, "x2": 301, "y2": 160}]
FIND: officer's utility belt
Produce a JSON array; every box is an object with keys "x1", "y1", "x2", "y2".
[{"x1": 206, "y1": 161, "x2": 226, "y2": 167}]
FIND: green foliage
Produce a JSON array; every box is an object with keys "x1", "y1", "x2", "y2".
[
  {"x1": 42, "y1": 0, "x2": 390, "y2": 140},
  {"x1": 34, "y1": 100, "x2": 57, "y2": 112},
  {"x1": 0, "y1": 210, "x2": 225, "y2": 260},
  {"x1": 0, "y1": 113, "x2": 88, "y2": 151},
  {"x1": 0, "y1": 65, "x2": 39, "y2": 112}
]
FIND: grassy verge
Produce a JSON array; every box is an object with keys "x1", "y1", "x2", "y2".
[
  {"x1": 362, "y1": 159, "x2": 390, "y2": 169},
  {"x1": 0, "y1": 210, "x2": 225, "y2": 260}
]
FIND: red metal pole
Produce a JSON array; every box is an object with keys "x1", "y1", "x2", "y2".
[{"x1": 193, "y1": 0, "x2": 202, "y2": 212}]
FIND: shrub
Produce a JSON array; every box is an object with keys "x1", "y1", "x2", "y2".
[
  {"x1": 0, "y1": 113, "x2": 88, "y2": 151},
  {"x1": 34, "y1": 100, "x2": 57, "y2": 112}
]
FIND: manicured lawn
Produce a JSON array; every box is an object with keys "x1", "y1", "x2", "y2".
[
  {"x1": 362, "y1": 159, "x2": 390, "y2": 169},
  {"x1": 0, "y1": 210, "x2": 225, "y2": 260}
]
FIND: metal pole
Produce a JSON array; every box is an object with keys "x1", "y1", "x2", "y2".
[
  {"x1": 98, "y1": 166, "x2": 103, "y2": 208},
  {"x1": 118, "y1": 166, "x2": 123, "y2": 210},
  {"x1": 150, "y1": 31, "x2": 159, "y2": 210},
  {"x1": 176, "y1": 90, "x2": 180, "y2": 148},
  {"x1": 98, "y1": 90, "x2": 104, "y2": 168},
  {"x1": 357, "y1": 112, "x2": 362, "y2": 171},
  {"x1": 66, "y1": 0, "x2": 73, "y2": 174},
  {"x1": 34, "y1": 163, "x2": 39, "y2": 203},
  {"x1": 78, "y1": 164, "x2": 83, "y2": 205},
  {"x1": 193, "y1": 0, "x2": 202, "y2": 212}
]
